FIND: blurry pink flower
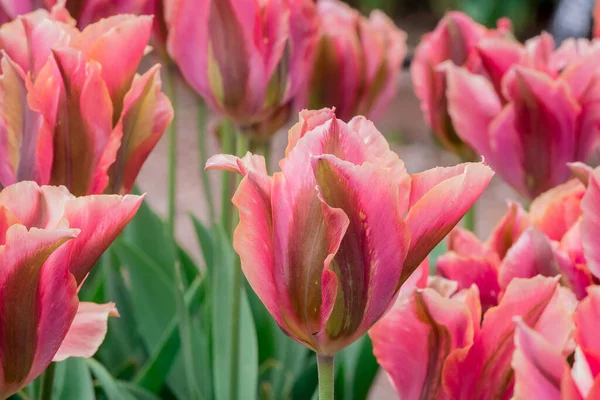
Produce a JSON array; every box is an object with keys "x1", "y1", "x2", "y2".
[
  {"x1": 370, "y1": 276, "x2": 576, "y2": 400},
  {"x1": 447, "y1": 33, "x2": 600, "y2": 199},
  {"x1": 511, "y1": 286, "x2": 600, "y2": 399},
  {"x1": 0, "y1": 0, "x2": 149, "y2": 27},
  {"x1": 0, "y1": 181, "x2": 142, "y2": 398},
  {"x1": 206, "y1": 108, "x2": 493, "y2": 355},
  {"x1": 305, "y1": 0, "x2": 407, "y2": 121},
  {"x1": 0, "y1": 8, "x2": 173, "y2": 195},
  {"x1": 168, "y1": 0, "x2": 319, "y2": 141},
  {"x1": 438, "y1": 179, "x2": 593, "y2": 303},
  {"x1": 411, "y1": 11, "x2": 511, "y2": 160}
]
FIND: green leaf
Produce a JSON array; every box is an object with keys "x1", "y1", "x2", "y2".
[
  {"x1": 117, "y1": 382, "x2": 162, "y2": 400},
  {"x1": 338, "y1": 336, "x2": 379, "y2": 400},
  {"x1": 52, "y1": 358, "x2": 94, "y2": 400},
  {"x1": 191, "y1": 214, "x2": 215, "y2": 269},
  {"x1": 210, "y1": 227, "x2": 258, "y2": 400},
  {"x1": 87, "y1": 359, "x2": 136, "y2": 400}
]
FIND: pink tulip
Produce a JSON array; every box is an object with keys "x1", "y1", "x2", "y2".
[
  {"x1": 0, "y1": 7, "x2": 173, "y2": 195},
  {"x1": 447, "y1": 33, "x2": 600, "y2": 199},
  {"x1": 206, "y1": 108, "x2": 493, "y2": 355},
  {"x1": 305, "y1": 0, "x2": 407, "y2": 121},
  {"x1": 167, "y1": 0, "x2": 319, "y2": 141},
  {"x1": 0, "y1": 0, "x2": 149, "y2": 27},
  {"x1": 511, "y1": 287, "x2": 600, "y2": 400},
  {"x1": 438, "y1": 179, "x2": 593, "y2": 303},
  {"x1": 0, "y1": 180, "x2": 142, "y2": 398},
  {"x1": 370, "y1": 275, "x2": 576, "y2": 400},
  {"x1": 411, "y1": 11, "x2": 511, "y2": 160}
]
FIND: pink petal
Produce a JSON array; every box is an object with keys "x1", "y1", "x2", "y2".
[
  {"x1": 106, "y1": 65, "x2": 173, "y2": 194},
  {"x1": 72, "y1": 15, "x2": 152, "y2": 112},
  {"x1": 404, "y1": 162, "x2": 494, "y2": 280},
  {"x1": 581, "y1": 167, "x2": 600, "y2": 280},
  {"x1": 568, "y1": 162, "x2": 594, "y2": 187},
  {"x1": 446, "y1": 64, "x2": 502, "y2": 164},
  {"x1": 0, "y1": 224, "x2": 78, "y2": 398},
  {"x1": 61, "y1": 193, "x2": 143, "y2": 285},
  {"x1": 485, "y1": 201, "x2": 530, "y2": 259},
  {"x1": 53, "y1": 302, "x2": 118, "y2": 362},
  {"x1": 574, "y1": 287, "x2": 600, "y2": 376},
  {"x1": 447, "y1": 227, "x2": 491, "y2": 258},
  {"x1": 312, "y1": 155, "x2": 410, "y2": 350},
  {"x1": 476, "y1": 38, "x2": 524, "y2": 94},
  {"x1": 512, "y1": 318, "x2": 567, "y2": 400},
  {"x1": 285, "y1": 108, "x2": 336, "y2": 156},
  {"x1": 369, "y1": 287, "x2": 475, "y2": 400},
  {"x1": 497, "y1": 228, "x2": 557, "y2": 289},
  {"x1": 529, "y1": 179, "x2": 585, "y2": 241}
]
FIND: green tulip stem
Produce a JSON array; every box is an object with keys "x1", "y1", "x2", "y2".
[
  {"x1": 197, "y1": 100, "x2": 215, "y2": 223},
  {"x1": 38, "y1": 362, "x2": 56, "y2": 400},
  {"x1": 317, "y1": 354, "x2": 335, "y2": 400},
  {"x1": 464, "y1": 202, "x2": 476, "y2": 233},
  {"x1": 219, "y1": 121, "x2": 235, "y2": 234},
  {"x1": 228, "y1": 131, "x2": 249, "y2": 400},
  {"x1": 166, "y1": 66, "x2": 178, "y2": 240}
]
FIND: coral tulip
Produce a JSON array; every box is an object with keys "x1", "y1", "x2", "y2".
[
  {"x1": 0, "y1": 181, "x2": 142, "y2": 398},
  {"x1": 370, "y1": 276, "x2": 575, "y2": 400},
  {"x1": 447, "y1": 33, "x2": 600, "y2": 199},
  {"x1": 511, "y1": 286, "x2": 600, "y2": 399},
  {"x1": 438, "y1": 178, "x2": 592, "y2": 304},
  {"x1": 411, "y1": 11, "x2": 511, "y2": 160},
  {"x1": 206, "y1": 108, "x2": 493, "y2": 355},
  {"x1": 305, "y1": 0, "x2": 407, "y2": 121},
  {"x1": 0, "y1": 7, "x2": 173, "y2": 195},
  {"x1": 167, "y1": 0, "x2": 319, "y2": 141}
]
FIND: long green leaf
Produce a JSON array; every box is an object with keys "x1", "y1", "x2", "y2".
[
  {"x1": 52, "y1": 358, "x2": 94, "y2": 400},
  {"x1": 87, "y1": 359, "x2": 136, "y2": 400}
]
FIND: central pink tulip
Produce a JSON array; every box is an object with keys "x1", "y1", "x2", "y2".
[
  {"x1": 207, "y1": 109, "x2": 493, "y2": 355},
  {"x1": 0, "y1": 181, "x2": 143, "y2": 398},
  {"x1": 305, "y1": 0, "x2": 407, "y2": 121},
  {"x1": 370, "y1": 275, "x2": 576, "y2": 400},
  {"x1": 446, "y1": 33, "x2": 600, "y2": 199},
  {"x1": 167, "y1": 0, "x2": 319, "y2": 141},
  {"x1": 0, "y1": 7, "x2": 173, "y2": 195}
]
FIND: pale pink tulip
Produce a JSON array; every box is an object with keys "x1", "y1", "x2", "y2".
[
  {"x1": 447, "y1": 33, "x2": 600, "y2": 198},
  {"x1": 370, "y1": 276, "x2": 576, "y2": 400},
  {"x1": 411, "y1": 11, "x2": 511, "y2": 160},
  {"x1": 0, "y1": 7, "x2": 172, "y2": 195},
  {"x1": 0, "y1": 181, "x2": 142, "y2": 398},
  {"x1": 168, "y1": 0, "x2": 318, "y2": 141},
  {"x1": 206, "y1": 108, "x2": 493, "y2": 355},
  {"x1": 305, "y1": 0, "x2": 407, "y2": 121}
]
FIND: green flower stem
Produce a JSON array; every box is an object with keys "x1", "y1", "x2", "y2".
[
  {"x1": 166, "y1": 66, "x2": 178, "y2": 240},
  {"x1": 317, "y1": 354, "x2": 335, "y2": 400},
  {"x1": 219, "y1": 121, "x2": 236, "y2": 235},
  {"x1": 464, "y1": 202, "x2": 476, "y2": 233},
  {"x1": 38, "y1": 362, "x2": 56, "y2": 400},
  {"x1": 197, "y1": 100, "x2": 215, "y2": 223},
  {"x1": 229, "y1": 132, "x2": 249, "y2": 400}
]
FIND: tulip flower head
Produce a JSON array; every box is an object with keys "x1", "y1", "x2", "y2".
[
  {"x1": 411, "y1": 11, "x2": 511, "y2": 160},
  {"x1": 206, "y1": 108, "x2": 493, "y2": 355},
  {"x1": 0, "y1": 7, "x2": 173, "y2": 195},
  {"x1": 168, "y1": 0, "x2": 319, "y2": 141},
  {"x1": 370, "y1": 275, "x2": 576, "y2": 400},
  {"x1": 438, "y1": 178, "x2": 593, "y2": 304},
  {"x1": 447, "y1": 33, "x2": 600, "y2": 199},
  {"x1": 0, "y1": 181, "x2": 142, "y2": 398},
  {"x1": 305, "y1": 0, "x2": 407, "y2": 121}
]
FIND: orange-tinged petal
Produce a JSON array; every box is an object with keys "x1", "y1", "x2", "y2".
[
  {"x1": 581, "y1": 167, "x2": 600, "y2": 280},
  {"x1": 53, "y1": 301, "x2": 118, "y2": 362}
]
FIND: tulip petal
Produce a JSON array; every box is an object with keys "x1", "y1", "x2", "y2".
[
  {"x1": 0, "y1": 225, "x2": 78, "y2": 397},
  {"x1": 485, "y1": 201, "x2": 529, "y2": 259},
  {"x1": 574, "y1": 287, "x2": 600, "y2": 376},
  {"x1": 61, "y1": 193, "x2": 143, "y2": 285},
  {"x1": 404, "y1": 162, "x2": 494, "y2": 282},
  {"x1": 512, "y1": 318, "x2": 566, "y2": 400},
  {"x1": 497, "y1": 228, "x2": 557, "y2": 289},
  {"x1": 313, "y1": 155, "x2": 410, "y2": 342},
  {"x1": 106, "y1": 65, "x2": 173, "y2": 194},
  {"x1": 581, "y1": 167, "x2": 600, "y2": 280},
  {"x1": 285, "y1": 108, "x2": 336, "y2": 156},
  {"x1": 447, "y1": 227, "x2": 494, "y2": 259},
  {"x1": 370, "y1": 287, "x2": 475, "y2": 400},
  {"x1": 52, "y1": 302, "x2": 118, "y2": 362},
  {"x1": 476, "y1": 38, "x2": 523, "y2": 93}
]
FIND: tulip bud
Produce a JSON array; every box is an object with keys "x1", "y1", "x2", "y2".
[
  {"x1": 168, "y1": 0, "x2": 319, "y2": 141},
  {"x1": 206, "y1": 108, "x2": 493, "y2": 355},
  {"x1": 305, "y1": 0, "x2": 407, "y2": 122}
]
